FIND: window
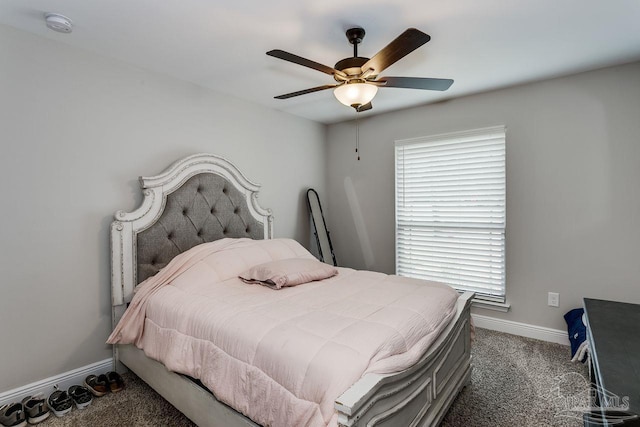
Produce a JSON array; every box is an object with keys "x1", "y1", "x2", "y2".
[{"x1": 395, "y1": 126, "x2": 506, "y2": 302}]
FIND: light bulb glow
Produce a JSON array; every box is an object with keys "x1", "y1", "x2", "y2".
[{"x1": 334, "y1": 83, "x2": 378, "y2": 107}]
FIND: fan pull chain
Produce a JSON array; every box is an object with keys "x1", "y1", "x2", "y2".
[{"x1": 355, "y1": 110, "x2": 360, "y2": 161}]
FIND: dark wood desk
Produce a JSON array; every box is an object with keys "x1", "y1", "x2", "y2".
[{"x1": 583, "y1": 298, "x2": 640, "y2": 426}]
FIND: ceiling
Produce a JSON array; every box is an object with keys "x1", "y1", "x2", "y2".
[{"x1": 2, "y1": 0, "x2": 640, "y2": 124}]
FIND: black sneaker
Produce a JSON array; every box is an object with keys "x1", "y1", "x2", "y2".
[
  {"x1": 20, "y1": 394, "x2": 49, "y2": 425},
  {"x1": 68, "y1": 385, "x2": 92, "y2": 410},
  {"x1": 47, "y1": 388, "x2": 72, "y2": 418},
  {"x1": 0, "y1": 402, "x2": 26, "y2": 427}
]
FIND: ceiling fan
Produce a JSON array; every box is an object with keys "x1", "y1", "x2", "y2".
[{"x1": 266, "y1": 27, "x2": 453, "y2": 112}]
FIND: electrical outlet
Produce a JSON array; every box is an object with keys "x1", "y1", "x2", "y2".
[{"x1": 548, "y1": 292, "x2": 559, "y2": 307}]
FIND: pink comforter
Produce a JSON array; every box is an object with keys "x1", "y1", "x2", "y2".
[{"x1": 108, "y1": 238, "x2": 459, "y2": 427}]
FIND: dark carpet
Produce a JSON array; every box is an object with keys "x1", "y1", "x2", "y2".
[
  {"x1": 441, "y1": 328, "x2": 588, "y2": 427},
  {"x1": 40, "y1": 328, "x2": 588, "y2": 426}
]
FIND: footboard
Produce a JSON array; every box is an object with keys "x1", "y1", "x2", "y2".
[{"x1": 335, "y1": 291, "x2": 473, "y2": 427}]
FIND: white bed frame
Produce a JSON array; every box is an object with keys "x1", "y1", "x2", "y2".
[{"x1": 111, "y1": 153, "x2": 473, "y2": 427}]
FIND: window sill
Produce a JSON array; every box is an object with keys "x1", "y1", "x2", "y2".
[{"x1": 471, "y1": 298, "x2": 511, "y2": 312}]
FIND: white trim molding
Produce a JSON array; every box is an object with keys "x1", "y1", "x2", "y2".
[
  {"x1": 472, "y1": 314, "x2": 569, "y2": 346},
  {"x1": 0, "y1": 359, "x2": 112, "y2": 407}
]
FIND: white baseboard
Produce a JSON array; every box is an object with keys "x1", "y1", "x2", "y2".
[
  {"x1": 0, "y1": 359, "x2": 113, "y2": 407},
  {"x1": 472, "y1": 314, "x2": 569, "y2": 345}
]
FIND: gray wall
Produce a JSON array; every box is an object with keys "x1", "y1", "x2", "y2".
[
  {"x1": 326, "y1": 61, "x2": 640, "y2": 331},
  {"x1": 0, "y1": 24, "x2": 326, "y2": 392}
]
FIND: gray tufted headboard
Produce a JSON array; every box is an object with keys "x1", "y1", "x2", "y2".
[
  {"x1": 137, "y1": 173, "x2": 264, "y2": 283},
  {"x1": 111, "y1": 154, "x2": 273, "y2": 310}
]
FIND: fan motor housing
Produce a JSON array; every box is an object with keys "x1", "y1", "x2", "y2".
[{"x1": 334, "y1": 57, "x2": 369, "y2": 81}]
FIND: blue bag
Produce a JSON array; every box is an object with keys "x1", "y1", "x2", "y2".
[{"x1": 564, "y1": 308, "x2": 587, "y2": 361}]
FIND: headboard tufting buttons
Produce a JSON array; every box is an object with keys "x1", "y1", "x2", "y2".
[{"x1": 133, "y1": 166, "x2": 270, "y2": 285}]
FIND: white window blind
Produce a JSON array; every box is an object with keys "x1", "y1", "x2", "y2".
[{"x1": 395, "y1": 126, "x2": 506, "y2": 302}]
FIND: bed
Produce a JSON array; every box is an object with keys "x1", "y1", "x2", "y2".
[{"x1": 109, "y1": 153, "x2": 473, "y2": 427}]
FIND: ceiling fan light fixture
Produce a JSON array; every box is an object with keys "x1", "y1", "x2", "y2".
[
  {"x1": 268, "y1": 28, "x2": 450, "y2": 113},
  {"x1": 334, "y1": 82, "x2": 378, "y2": 108}
]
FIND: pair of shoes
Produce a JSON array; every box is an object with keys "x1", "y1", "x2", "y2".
[
  {"x1": 47, "y1": 387, "x2": 72, "y2": 418},
  {"x1": 0, "y1": 402, "x2": 26, "y2": 427},
  {"x1": 47, "y1": 385, "x2": 93, "y2": 417},
  {"x1": 21, "y1": 394, "x2": 49, "y2": 425},
  {"x1": 68, "y1": 386, "x2": 92, "y2": 410},
  {"x1": 0, "y1": 394, "x2": 51, "y2": 426},
  {"x1": 84, "y1": 374, "x2": 108, "y2": 396},
  {"x1": 84, "y1": 372, "x2": 124, "y2": 396}
]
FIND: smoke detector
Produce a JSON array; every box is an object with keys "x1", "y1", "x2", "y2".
[{"x1": 45, "y1": 13, "x2": 73, "y2": 33}]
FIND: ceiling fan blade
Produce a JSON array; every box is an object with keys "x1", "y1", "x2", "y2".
[
  {"x1": 377, "y1": 77, "x2": 453, "y2": 91},
  {"x1": 356, "y1": 102, "x2": 373, "y2": 112},
  {"x1": 274, "y1": 84, "x2": 338, "y2": 100},
  {"x1": 267, "y1": 50, "x2": 347, "y2": 78},
  {"x1": 361, "y1": 28, "x2": 431, "y2": 75}
]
